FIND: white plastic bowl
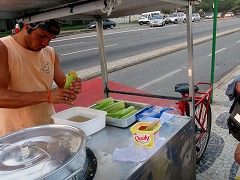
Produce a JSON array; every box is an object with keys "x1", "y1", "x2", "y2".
[{"x1": 52, "y1": 107, "x2": 107, "y2": 136}]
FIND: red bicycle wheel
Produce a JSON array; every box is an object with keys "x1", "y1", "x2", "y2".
[{"x1": 194, "y1": 99, "x2": 212, "y2": 163}]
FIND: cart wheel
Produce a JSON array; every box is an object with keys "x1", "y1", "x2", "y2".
[{"x1": 194, "y1": 100, "x2": 211, "y2": 163}]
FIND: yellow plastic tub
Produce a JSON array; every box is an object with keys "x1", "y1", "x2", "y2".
[{"x1": 130, "y1": 122, "x2": 161, "y2": 148}]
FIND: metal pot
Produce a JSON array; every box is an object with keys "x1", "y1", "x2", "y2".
[{"x1": 0, "y1": 124, "x2": 86, "y2": 180}]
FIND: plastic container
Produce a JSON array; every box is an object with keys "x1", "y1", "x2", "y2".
[
  {"x1": 130, "y1": 122, "x2": 161, "y2": 148},
  {"x1": 52, "y1": 107, "x2": 107, "y2": 136}
]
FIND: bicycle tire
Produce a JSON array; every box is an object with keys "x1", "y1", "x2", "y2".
[{"x1": 195, "y1": 99, "x2": 212, "y2": 163}]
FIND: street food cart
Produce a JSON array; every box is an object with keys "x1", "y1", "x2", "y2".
[{"x1": 0, "y1": 0, "x2": 197, "y2": 179}]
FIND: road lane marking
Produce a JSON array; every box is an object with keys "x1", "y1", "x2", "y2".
[
  {"x1": 208, "y1": 48, "x2": 226, "y2": 56},
  {"x1": 52, "y1": 35, "x2": 96, "y2": 42},
  {"x1": 169, "y1": 31, "x2": 186, "y2": 36},
  {"x1": 237, "y1": 40, "x2": 240, "y2": 43},
  {"x1": 61, "y1": 44, "x2": 117, "y2": 56},
  {"x1": 52, "y1": 29, "x2": 152, "y2": 42},
  {"x1": 52, "y1": 42, "x2": 84, "y2": 48},
  {"x1": 137, "y1": 69, "x2": 182, "y2": 90}
]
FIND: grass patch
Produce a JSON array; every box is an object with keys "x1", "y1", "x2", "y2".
[
  {"x1": 0, "y1": 32, "x2": 11, "y2": 37},
  {"x1": 60, "y1": 25, "x2": 87, "y2": 31}
]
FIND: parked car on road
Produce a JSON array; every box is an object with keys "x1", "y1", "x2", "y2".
[
  {"x1": 192, "y1": 13, "x2": 201, "y2": 22},
  {"x1": 138, "y1": 11, "x2": 161, "y2": 25},
  {"x1": 224, "y1": 12, "x2": 234, "y2": 18},
  {"x1": 165, "y1": 13, "x2": 186, "y2": 24},
  {"x1": 149, "y1": 15, "x2": 166, "y2": 27},
  {"x1": 217, "y1": 13, "x2": 222, "y2": 18},
  {"x1": 205, "y1": 13, "x2": 214, "y2": 19},
  {"x1": 86, "y1": 19, "x2": 116, "y2": 29}
]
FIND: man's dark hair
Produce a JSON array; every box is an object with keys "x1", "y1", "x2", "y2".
[{"x1": 27, "y1": 19, "x2": 60, "y2": 35}]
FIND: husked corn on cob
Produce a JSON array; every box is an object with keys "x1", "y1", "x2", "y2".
[{"x1": 64, "y1": 70, "x2": 78, "y2": 89}]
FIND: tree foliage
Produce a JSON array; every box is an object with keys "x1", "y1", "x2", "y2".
[{"x1": 196, "y1": 0, "x2": 240, "y2": 13}]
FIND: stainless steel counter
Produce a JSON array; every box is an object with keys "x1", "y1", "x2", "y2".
[{"x1": 86, "y1": 115, "x2": 195, "y2": 180}]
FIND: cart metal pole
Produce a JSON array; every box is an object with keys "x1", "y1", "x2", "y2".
[
  {"x1": 186, "y1": 2, "x2": 196, "y2": 177},
  {"x1": 96, "y1": 17, "x2": 109, "y2": 98},
  {"x1": 186, "y1": 3, "x2": 195, "y2": 121}
]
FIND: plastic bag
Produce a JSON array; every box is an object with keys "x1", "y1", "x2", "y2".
[
  {"x1": 136, "y1": 106, "x2": 174, "y2": 124},
  {"x1": 112, "y1": 144, "x2": 148, "y2": 162}
]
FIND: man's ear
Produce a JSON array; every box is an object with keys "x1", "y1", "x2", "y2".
[
  {"x1": 24, "y1": 24, "x2": 28, "y2": 29},
  {"x1": 25, "y1": 24, "x2": 32, "y2": 34}
]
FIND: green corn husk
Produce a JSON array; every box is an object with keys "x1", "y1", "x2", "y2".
[
  {"x1": 93, "y1": 100, "x2": 114, "y2": 110},
  {"x1": 112, "y1": 106, "x2": 135, "y2": 119},
  {"x1": 106, "y1": 101, "x2": 125, "y2": 112},
  {"x1": 107, "y1": 106, "x2": 138, "y2": 119},
  {"x1": 118, "y1": 106, "x2": 135, "y2": 116},
  {"x1": 107, "y1": 109, "x2": 126, "y2": 118},
  {"x1": 100, "y1": 101, "x2": 123, "y2": 111},
  {"x1": 64, "y1": 70, "x2": 78, "y2": 89},
  {"x1": 95, "y1": 97, "x2": 114, "y2": 106},
  {"x1": 120, "y1": 110, "x2": 138, "y2": 119}
]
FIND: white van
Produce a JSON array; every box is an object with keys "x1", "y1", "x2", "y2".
[{"x1": 138, "y1": 11, "x2": 161, "y2": 25}]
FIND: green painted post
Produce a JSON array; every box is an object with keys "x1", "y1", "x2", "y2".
[{"x1": 210, "y1": 0, "x2": 218, "y2": 103}]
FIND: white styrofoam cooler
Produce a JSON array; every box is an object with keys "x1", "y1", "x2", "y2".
[{"x1": 52, "y1": 107, "x2": 107, "y2": 136}]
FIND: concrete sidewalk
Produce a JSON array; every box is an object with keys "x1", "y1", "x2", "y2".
[{"x1": 196, "y1": 65, "x2": 240, "y2": 180}]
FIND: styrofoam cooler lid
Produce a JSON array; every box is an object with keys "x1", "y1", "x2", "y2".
[{"x1": 0, "y1": 124, "x2": 85, "y2": 179}]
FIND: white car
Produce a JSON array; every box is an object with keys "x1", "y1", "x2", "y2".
[
  {"x1": 224, "y1": 12, "x2": 234, "y2": 18},
  {"x1": 165, "y1": 13, "x2": 186, "y2": 24},
  {"x1": 138, "y1": 11, "x2": 161, "y2": 25},
  {"x1": 192, "y1": 13, "x2": 201, "y2": 22},
  {"x1": 205, "y1": 13, "x2": 214, "y2": 19},
  {"x1": 149, "y1": 15, "x2": 166, "y2": 27}
]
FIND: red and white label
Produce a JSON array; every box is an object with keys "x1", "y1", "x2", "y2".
[{"x1": 133, "y1": 133, "x2": 151, "y2": 144}]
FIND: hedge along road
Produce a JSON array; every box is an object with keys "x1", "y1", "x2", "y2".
[{"x1": 74, "y1": 26, "x2": 240, "y2": 81}]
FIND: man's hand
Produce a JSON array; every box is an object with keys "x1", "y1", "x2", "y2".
[
  {"x1": 69, "y1": 78, "x2": 82, "y2": 95},
  {"x1": 49, "y1": 88, "x2": 77, "y2": 104},
  {"x1": 234, "y1": 143, "x2": 240, "y2": 164}
]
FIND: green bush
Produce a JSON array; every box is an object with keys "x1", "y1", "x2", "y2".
[
  {"x1": 0, "y1": 32, "x2": 11, "y2": 37},
  {"x1": 60, "y1": 25, "x2": 87, "y2": 31}
]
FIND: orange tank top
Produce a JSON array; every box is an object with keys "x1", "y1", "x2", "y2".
[{"x1": 0, "y1": 36, "x2": 56, "y2": 136}]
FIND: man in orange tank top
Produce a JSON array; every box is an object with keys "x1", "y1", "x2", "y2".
[{"x1": 0, "y1": 19, "x2": 82, "y2": 136}]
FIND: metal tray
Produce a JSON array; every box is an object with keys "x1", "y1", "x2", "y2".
[{"x1": 96, "y1": 99, "x2": 149, "y2": 128}]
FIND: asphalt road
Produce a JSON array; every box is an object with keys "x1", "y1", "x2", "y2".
[
  {"x1": 51, "y1": 18, "x2": 240, "y2": 74},
  {"x1": 108, "y1": 30, "x2": 240, "y2": 97}
]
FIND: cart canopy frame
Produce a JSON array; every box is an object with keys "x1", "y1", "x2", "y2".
[{"x1": 1, "y1": 0, "x2": 189, "y2": 21}]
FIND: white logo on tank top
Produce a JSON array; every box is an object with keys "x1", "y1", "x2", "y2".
[{"x1": 40, "y1": 61, "x2": 52, "y2": 73}]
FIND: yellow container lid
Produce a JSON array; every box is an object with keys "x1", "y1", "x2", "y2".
[{"x1": 130, "y1": 122, "x2": 161, "y2": 133}]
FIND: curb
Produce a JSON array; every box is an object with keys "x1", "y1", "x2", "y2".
[{"x1": 214, "y1": 64, "x2": 240, "y2": 89}]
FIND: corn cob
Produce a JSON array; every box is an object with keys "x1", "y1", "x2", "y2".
[
  {"x1": 95, "y1": 97, "x2": 114, "y2": 105},
  {"x1": 93, "y1": 100, "x2": 114, "y2": 110},
  {"x1": 106, "y1": 101, "x2": 125, "y2": 112},
  {"x1": 107, "y1": 109, "x2": 125, "y2": 117},
  {"x1": 64, "y1": 70, "x2": 78, "y2": 89},
  {"x1": 120, "y1": 109, "x2": 138, "y2": 119},
  {"x1": 118, "y1": 106, "x2": 135, "y2": 116}
]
